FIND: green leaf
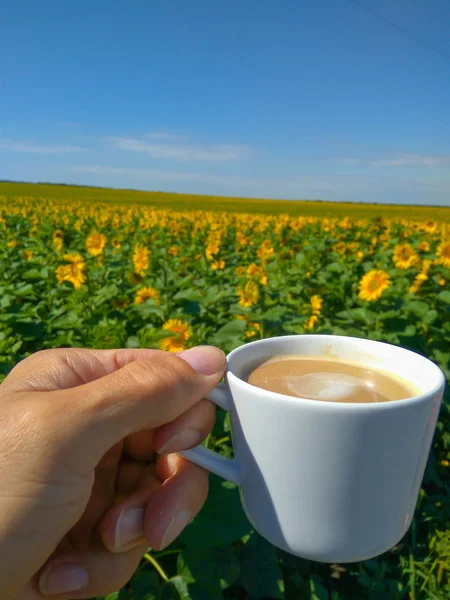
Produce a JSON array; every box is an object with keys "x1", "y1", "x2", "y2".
[
  {"x1": 407, "y1": 300, "x2": 429, "y2": 317},
  {"x1": 214, "y1": 320, "x2": 247, "y2": 338},
  {"x1": 179, "y1": 475, "x2": 251, "y2": 548},
  {"x1": 336, "y1": 307, "x2": 375, "y2": 325},
  {"x1": 178, "y1": 547, "x2": 239, "y2": 598},
  {"x1": 13, "y1": 283, "x2": 35, "y2": 298},
  {"x1": 438, "y1": 290, "x2": 450, "y2": 304},
  {"x1": 130, "y1": 569, "x2": 160, "y2": 599},
  {"x1": 173, "y1": 289, "x2": 203, "y2": 302},
  {"x1": 21, "y1": 268, "x2": 43, "y2": 281},
  {"x1": 178, "y1": 550, "x2": 223, "y2": 599},
  {"x1": 164, "y1": 576, "x2": 191, "y2": 600},
  {"x1": 423, "y1": 310, "x2": 438, "y2": 325},
  {"x1": 262, "y1": 306, "x2": 288, "y2": 321},
  {"x1": 49, "y1": 311, "x2": 80, "y2": 329},
  {"x1": 133, "y1": 302, "x2": 165, "y2": 320},
  {"x1": 126, "y1": 336, "x2": 140, "y2": 348},
  {"x1": 239, "y1": 532, "x2": 283, "y2": 599}
]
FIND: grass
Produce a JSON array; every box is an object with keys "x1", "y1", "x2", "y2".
[{"x1": 1, "y1": 180, "x2": 449, "y2": 221}]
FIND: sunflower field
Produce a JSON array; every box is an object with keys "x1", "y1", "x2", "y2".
[{"x1": 0, "y1": 186, "x2": 450, "y2": 600}]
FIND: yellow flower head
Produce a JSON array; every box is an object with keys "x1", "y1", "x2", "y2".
[
  {"x1": 245, "y1": 321, "x2": 261, "y2": 338},
  {"x1": 436, "y1": 240, "x2": 450, "y2": 268},
  {"x1": 55, "y1": 253, "x2": 86, "y2": 289},
  {"x1": 358, "y1": 269, "x2": 391, "y2": 302},
  {"x1": 159, "y1": 319, "x2": 191, "y2": 352},
  {"x1": 86, "y1": 230, "x2": 107, "y2": 256},
  {"x1": 211, "y1": 259, "x2": 225, "y2": 271},
  {"x1": 409, "y1": 272, "x2": 428, "y2": 294},
  {"x1": 310, "y1": 294, "x2": 323, "y2": 315},
  {"x1": 7, "y1": 240, "x2": 18, "y2": 249},
  {"x1": 133, "y1": 244, "x2": 150, "y2": 275},
  {"x1": 424, "y1": 220, "x2": 437, "y2": 234},
  {"x1": 246, "y1": 263, "x2": 268, "y2": 286},
  {"x1": 169, "y1": 246, "x2": 179, "y2": 257},
  {"x1": 111, "y1": 238, "x2": 121, "y2": 251},
  {"x1": 304, "y1": 315, "x2": 318, "y2": 331},
  {"x1": 134, "y1": 286, "x2": 160, "y2": 305},
  {"x1": 238, "y1": 280, "x2": 259, "y2": 307},
  {"x1": 23, "y1": 249, "x2": 33, "y2": 260},
  {"x1": 418, "y1": 241, "x2": 430, "y2": 252},
  {"x1": 257, "y1": 240, "x2": 274, "y2": 261},
  {"x1": 392, "y1": 244, "x2": 418, "y2": 270}
]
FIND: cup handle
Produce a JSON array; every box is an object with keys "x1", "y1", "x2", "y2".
[{"x1": 178, "y1": 383, "x2": 241, "y2": 486}]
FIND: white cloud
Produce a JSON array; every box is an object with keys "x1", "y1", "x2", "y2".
[
  {"x1": 144, "y1": 131, "x2": 188, "y2": 142},
  {"x1": 334, "y1": 157, "x2": 361, "y2": 165},
  {"x1": 372, "y1": 154, "x2": 450, "y2": 167},
  {"x1": 106, "y1": 136, "x2": 250, "y2": 162},
  {"x1": 0, "y1": 139, "x2": 89, "y2": 154},
  {"x1": 69, "y1": 165, "x2": 262, "y2": 187}
]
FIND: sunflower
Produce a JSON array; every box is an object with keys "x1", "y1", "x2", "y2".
[
  {"x1": 133, "y1": 244, "x2": 150, "y2": 275},
  {"x1": 245, "y1": 321, "x2": 261, "y2": 339},
  {"x1": 438, "y1": 275, "x2": 446, "y2": 286},
  {"x1": 358, "y1": 269, "x2": 391, "y2": 302},
  {"x1": 7, "y1": 240, "x2": 18, "y2": 248},
  {"x1": 238, "y1": 280, "x2": 259, "y2": 307},
  {"x1": 86, "y1": 230, "x2": 107, "y2": 256},
  {"x1": 168, "y1": 246, "x2": 179, "y2": 257},
  {"x1": 304, "y1": 315, "x2": 318, "y2": 331},
  {"x1": 424, "y1": 220, "x2": 437, "y2": 234},
  {"x1": 211, "y1": 259, "x2": 225, "y2": 271},
  {"x1": 310, "y1": 294, "x2": 323, "y2": 315},
  {"x1": 418, "y1": 241, "x2": 430, "y2": 252},
  {"x1": 52, "y1": 232, "x2": 63, "y2": 252},
  {"x1": 205, "y1": 241, "x2": 220, "y2": 261},
  {"x1": 55, "y1": 254, "x2": 86, "y2": 290},
  {"x1": 63, "y1": 252, "x2": 84, "y2": 266},
  {"x1": 23, "y1": 249, "x2": 33, "y2": 260},
  {"x1": 246, "y1": 263, "x2": 268, "y2": 286},
  {"x1": 111, "y1": 238, "x2": 121, "y2": 251},
  {"x1": 134, "y1": 286, "x2": 160, "y2": 305},
  {"x1": 256, "y1": 240, "x2": 274, "y2": 261},
  {"x1": 436, "y1": 240, "x2": 450, "y2": 268},
  {"x1": 392, "y1": 244, "x2": 418, "y2": 270},
  {"x1": 409, "y1": 273, "x2": 428, "y2": 294},
  {"x1": 158, "y1": 319, "x2": 191, "y2": 352}
]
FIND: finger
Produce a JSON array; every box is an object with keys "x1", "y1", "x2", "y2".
[
  {"x1": 35, "y1": 542, "x2": 149, "y2": 598},
  {"x1": 123, "y1": 428, "x2": 155, "y2": 461},
  {"x1": 153, "y1": 398, "x2": 216, "y2": 454},
  {"x1": 99, "y1": 455, "x2": 208, "y2": 553},
  {"x1": 46, "y1": 346, "x2": 225, "y2": 467},
  {"x1": 69, "y1": 442, "x2": 123, "y2": 550},
  {"x1": 115, "y1": 458, "x2": 155, "y2": 498},
  {"x1": 145, "y1": 455, "x2": 209, "y2": 550},
  {"x1": 0, "y1": 347, "x2": 168, "y2": 393}
]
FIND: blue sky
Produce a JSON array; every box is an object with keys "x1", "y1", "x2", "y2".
[{"x1": 1, "y1": 0, "x2": 449, "y2": 205}]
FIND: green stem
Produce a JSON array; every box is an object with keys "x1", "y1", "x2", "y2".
[
  {"x1": 154, "y1": 548, "x2": 183, "y2": 558},
  {"x1": 214, "y1": 436, "x2": 230, "y2": 446},
  {"x1": 143, "y1": 552, "x2": 169, "y2": 583}
]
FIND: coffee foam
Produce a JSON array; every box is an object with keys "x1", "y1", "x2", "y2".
[{"x1": 286, "y1": 372, "x2": 372, "y2": 402}]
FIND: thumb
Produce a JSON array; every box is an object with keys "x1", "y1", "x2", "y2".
[{"x1": 56, "y1": 346, "x2": 225, "y2": 463}]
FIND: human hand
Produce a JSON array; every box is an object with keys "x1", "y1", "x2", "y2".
[{"x1": 0, "y1": 345, "x2": 225, "y2": 599}]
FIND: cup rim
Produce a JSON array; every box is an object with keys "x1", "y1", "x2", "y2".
[{"x1": 226, "y1": 334, "x2": 446, "y2": 410}]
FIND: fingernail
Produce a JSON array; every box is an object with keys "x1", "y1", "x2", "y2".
[
  {"x1": 178, "y1": 346, "x2": 225, "y2": 376},
  {"x1": 158, "y1": 427, "x2": 202, "y2": 454},
  {"x1": 40, "y1": 564, "x2": 88, "y2": 596},
  {"x1": 115, "y1": 507, "x2": 145, "y2": 550},
  {"x1": 160, "y1": 509, "x2": 192, "y2": 549}
]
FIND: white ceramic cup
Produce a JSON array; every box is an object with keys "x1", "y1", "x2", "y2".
[{"x1": 179, "y1": 335, "x2": 445, "y2": 563}]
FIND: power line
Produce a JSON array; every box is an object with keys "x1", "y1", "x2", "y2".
[{"x1": 347, "y1": 0, "x2": 450, "y2": 62}]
